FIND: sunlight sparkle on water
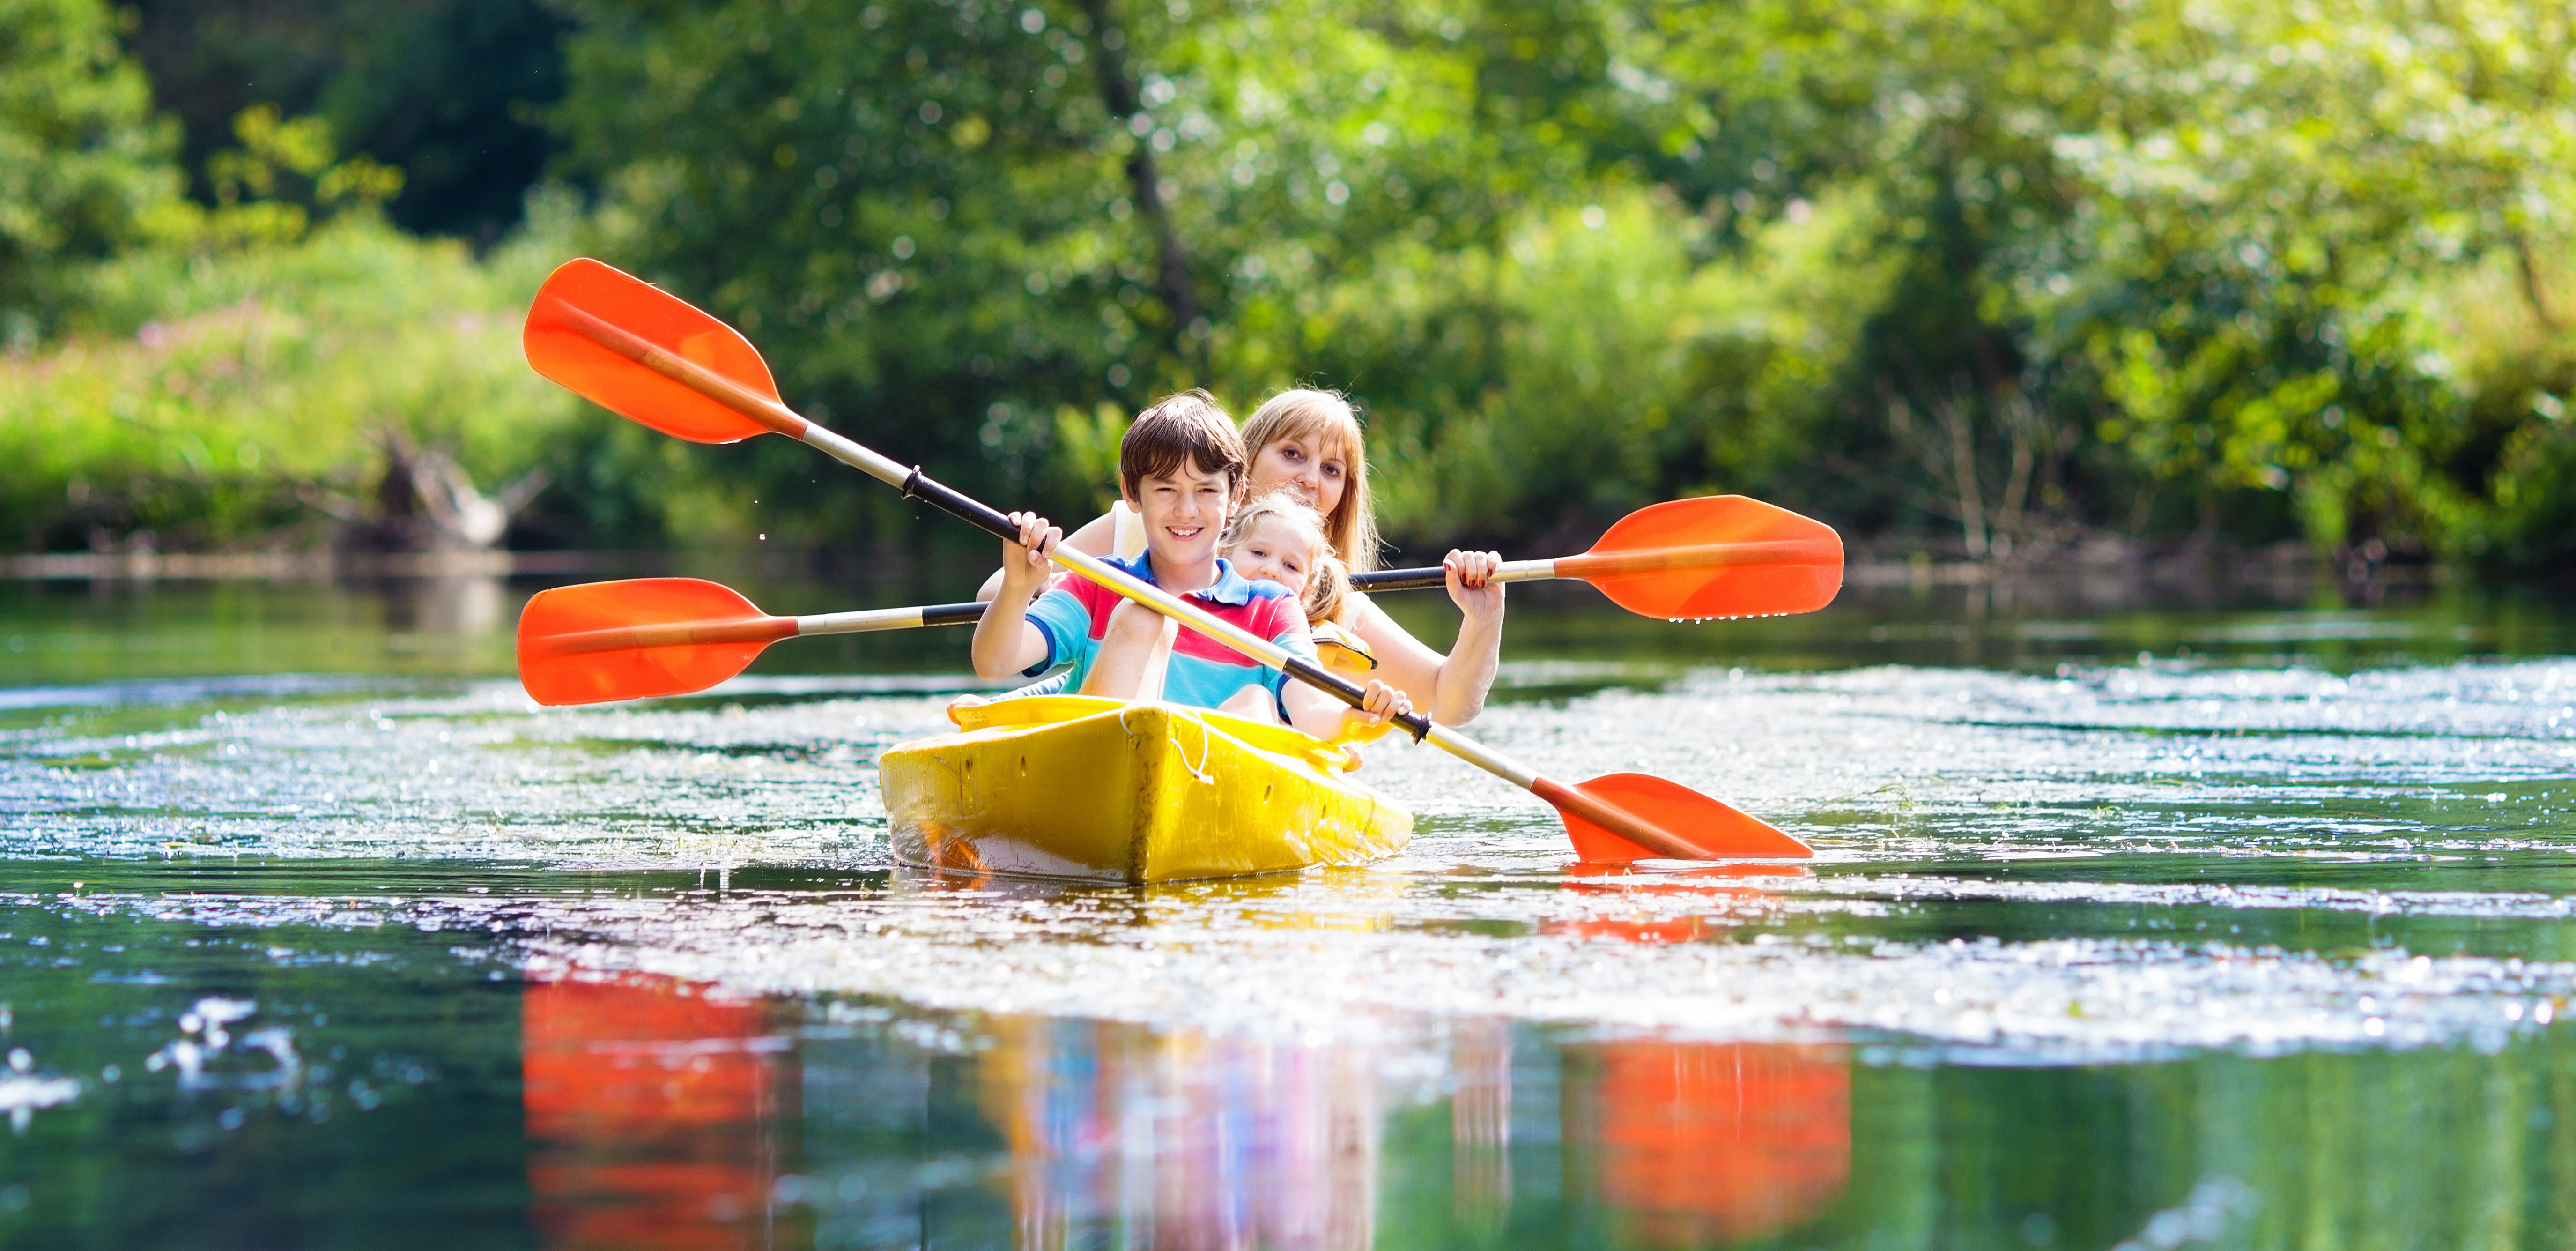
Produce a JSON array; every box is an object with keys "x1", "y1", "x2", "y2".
[{"x1": 7, "y1": 655, "x2": 2574, "y2": 1061}]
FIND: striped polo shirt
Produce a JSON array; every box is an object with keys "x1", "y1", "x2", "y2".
[{"x1": 1024, "y1": 554, "x2": 1315, "y2": 716}]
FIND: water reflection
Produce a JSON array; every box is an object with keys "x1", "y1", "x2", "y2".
[
  {"x1": 1567, "y1": 1042, "x2": 1850, "y2": 1248},
  {"x1": 16, "y1": 869, "x2": 2576, "y2": 1247},
  {"x1": 1545, "y1": 868, "x2": 1852, "y2": 1247},
  {"x1": 1448, "y1": 1017, "x2": 1512, "y2": 1239},
  {"x1": 938, "y1": 1013, "x2": 1849, "y2": 1250},
  {"x1": 12, "y1": 573, "x2": 2576, "y2": 1244},
  {"x1": 383, "y1": 574, "x2": 507, "y2": 637},
  {"x1": 1550, "y1": 864, "x2": 1812, "y2": 945},
  {"x1": 524, "y1": 974, "x2": 803, "y2": 1249},
  {"x1": 979, "y1": 1017, "x2": 1383, "y2": 1250},
  {"x1": 517, "y1": 974, "x2": 1858, "y2": 1251}
]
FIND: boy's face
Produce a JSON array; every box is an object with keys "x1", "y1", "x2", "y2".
[{"x1": 1125, "y1": 458, "x2": 1235, "y2": 569}]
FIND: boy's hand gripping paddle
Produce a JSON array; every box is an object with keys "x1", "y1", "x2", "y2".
[{"x1": 519, "y1": 257, "x2": 1812, "y2": 862}]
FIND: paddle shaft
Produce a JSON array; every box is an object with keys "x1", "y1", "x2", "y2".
[
  {"x1": 538, "y1": 540, "x2": 1809, "y2": 659},
  {"x1": 541, "y1": 544, "x2": 1833, "y2": 661},
  {"x1": 526, "y1": 601, "x2": 987, "y2": 658},
  {"x1": 1350, "y1": 540, "x2": 1841, "y2": 594},
  {"x1": 556, "y1": 302, "x2": 1723, "y2": 860},
  {"x1": 536, "y1": 534, "x2": 1839, "y2": 660}
]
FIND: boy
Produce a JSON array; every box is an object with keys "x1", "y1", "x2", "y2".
[{"x1": 970, "y1": 391, "x2": 1406, "y2": 736}]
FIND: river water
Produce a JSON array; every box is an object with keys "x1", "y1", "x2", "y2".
[{"x1": 4, "y1": 570, "x2": 2575, "y2": 1249}]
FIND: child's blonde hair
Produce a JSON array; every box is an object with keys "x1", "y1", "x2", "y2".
[
  {"x1": 1303, "y1": 552, "x2": 1353, "y2": 627},
  {"x1": 1221, "y1": 490, "x2": 1351, "y2": 625},
  {"x1": 1239, "y1": 388, "x2": 1379, "y2": 573}
]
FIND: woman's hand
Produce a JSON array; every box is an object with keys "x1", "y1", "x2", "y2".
[
  {"x1": 1444, "y1": 549, "x2": 1506, "y2": 623},
  {"x1": 998, "y1": 512, "x2": 1060, "y2": 599}
]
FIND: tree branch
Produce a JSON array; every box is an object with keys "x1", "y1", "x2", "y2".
[{"x1": 1077, "y1": 0, "x2": 1201, "y2": 350}]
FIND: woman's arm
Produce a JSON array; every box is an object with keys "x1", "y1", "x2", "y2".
[
  {"x1": 975, "y1": 509, "x2": 1118, "y2": 602},
  {"x1": 1347, "y1": 550, "x2": 1506, "y2": 726}
]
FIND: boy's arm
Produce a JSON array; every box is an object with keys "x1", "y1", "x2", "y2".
[
  {"x1": 1268, "y1": 610, "x2": 1377, "y2": 738},
  {"x1": 970, "y1": 513, "x2": 1060, "y2": 678},
  {"x1": 974, "y1": 509, "x2": 1116, "y2": 602},
  {"x1": 1282, "y1": 677, "x2": 1412, "y2": 739},
  {"x1": 1281, "y1": 681, "x2": 1347, "y2": 739}
]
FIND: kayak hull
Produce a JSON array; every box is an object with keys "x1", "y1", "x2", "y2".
[{"x1": 882, "y1": 696, "x2": 1412, "y2": 884}]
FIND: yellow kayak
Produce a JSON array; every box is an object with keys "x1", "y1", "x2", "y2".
[{"x1": 881, "y1": 694, "x2": 1413, "y2": 884}]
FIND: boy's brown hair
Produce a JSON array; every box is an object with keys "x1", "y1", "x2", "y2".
[{"x1": 1120, "y1": 390, "x2": 1245, "y2": 498}]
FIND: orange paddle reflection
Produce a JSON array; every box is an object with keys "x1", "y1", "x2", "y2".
[
  {"x1": 1569, "y1": 1041, "x2": 1851, "y2": 1247},
  {"x1": 523, "y1": 974, "x2": 804, "y2": 1250},
  {"x1": 1553, "y1": 865, "x2": 1851, "y2": 1245},
  {"x1": 1549, "y1": 862, "x2": 1812, "y2": 944}
]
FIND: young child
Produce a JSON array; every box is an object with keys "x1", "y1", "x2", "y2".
[
  {"x1": 970, "y1": 392, "x2": 1410, "y2": 739},
  {"x1": 1214, "y1": 490, "x2": 1378, "y2": 684}
]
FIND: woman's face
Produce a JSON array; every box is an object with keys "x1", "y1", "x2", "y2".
[
  {"x1": 1250, "y1": 432, "x2": 1348, "y2": 519},
  {"x1": 1223, "y1": 515, "x2": 1317, "y2": 595}
]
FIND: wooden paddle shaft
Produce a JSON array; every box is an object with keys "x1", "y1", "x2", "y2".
[{"x1": 1348, "y1": 540, "x2": 1841, "y2": 593}]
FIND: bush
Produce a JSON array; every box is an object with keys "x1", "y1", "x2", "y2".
[{"x1": 0, "y1": 211, "x2": 607, "y2": 551}]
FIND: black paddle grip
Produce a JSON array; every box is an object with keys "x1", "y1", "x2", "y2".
[
  {"x1": 1284, "y1": 655, "x2": 1432, "y2": 742},
  {"x1": 901, "y1": 467, "x2": 1019, "y2": 541},
  {"x1": 919, "y1": 601, "x2": 990, "y2": 628},
  {"x1": 1347, "y1": 566, "x2": 1449, "y2": 592}
]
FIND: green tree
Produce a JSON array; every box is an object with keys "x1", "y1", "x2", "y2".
[
  {"x1": 552, "y1": 0, "x2": 1732, "y2": 544},
  {"x1": 0, "y1": 0, "x2": 188, "y2": 347},
  {"x1": 126, "y1": 0, "x2": 570, "y2": 242},
  {"x1": 2039, "y1": 0, "x2": 2576, "y2": 559}
]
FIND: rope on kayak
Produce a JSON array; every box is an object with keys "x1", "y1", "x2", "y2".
[
  {"x1": 1120, "y1": 702, "x2": 1217, "y2": 786},
  {"x1": 1175, "y1": 714, "x2": 1216, "y2": 785}
]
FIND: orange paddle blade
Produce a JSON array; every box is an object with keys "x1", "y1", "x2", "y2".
[
  {"x1": 1557, "y1": 495, "x2": 1843, "y2": 621},
  {"x1": 517, "y1": 578, "x2": 798, "y2": 706},
  {"x1": 524, "y1": 258, "x2": 782, "y2": 444},
  {"x1": 1545, "y1": 772, "x2": 1813, "y2": 863}
]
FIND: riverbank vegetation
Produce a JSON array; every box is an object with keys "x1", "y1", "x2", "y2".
[{"x1": 5, "y1": 0, "x2": 2572, "y2": 570}]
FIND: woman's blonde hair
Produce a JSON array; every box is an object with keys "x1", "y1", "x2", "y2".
[
  {"x1": 1238, "y1": 388, "x2": 1380, "y2": 573},
  {"x1": 1221, "y1": 490, "x2": 1352, "y2": 625}
]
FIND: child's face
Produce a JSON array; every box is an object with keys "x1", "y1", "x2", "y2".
[
  {"x1": 1223, "y1": 515, "x2": 1318, "y2": 595},
  {"x1": 1125, "y1": 458, "x2": 1235, "y2": 568}
]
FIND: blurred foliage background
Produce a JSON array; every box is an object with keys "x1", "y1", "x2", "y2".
[{"x1": 3, "y1": 0, "x2": 2571, "y2": 571}]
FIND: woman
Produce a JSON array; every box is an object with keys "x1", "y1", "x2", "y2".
[{"x1": 980, "y1": 389, "x2": 1504, "y2": 725}]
